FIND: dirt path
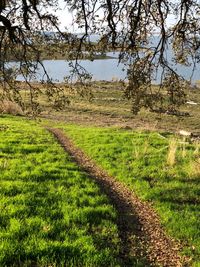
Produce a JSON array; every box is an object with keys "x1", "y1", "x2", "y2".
[{"x1": 47, "y1": 127, "x2": 187, "y2": 267}]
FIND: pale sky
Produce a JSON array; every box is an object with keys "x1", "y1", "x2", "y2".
[
  {"x1": 56, "y1": 0, "x2": 177, "y2": 32},
  {"x1": 55, "y1": 0, "x2": 75, "y2": 31}
]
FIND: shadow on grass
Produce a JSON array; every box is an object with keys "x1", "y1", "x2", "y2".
[{"x1": 152, "y1": 187, "x2": 200, "y2": 206}]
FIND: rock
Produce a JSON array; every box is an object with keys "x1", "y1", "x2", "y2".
[
  {"x1": 179, "y1": 130, "x2": 191, "y2": 137},
  {"x1": 186, "y1": 101, "x2": 198, "y2": 105},
  {"x1": 191, "y1": 132, "x2": 200, "y2": 140}
]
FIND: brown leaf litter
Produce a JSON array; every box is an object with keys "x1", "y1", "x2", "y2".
[{"x1": 47, "y1": 127, "x2": 189, "y2": 267}]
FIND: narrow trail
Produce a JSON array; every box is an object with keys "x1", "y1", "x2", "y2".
[{"x1": 47, "y1": 127, "x2": 186, "y2": 267}]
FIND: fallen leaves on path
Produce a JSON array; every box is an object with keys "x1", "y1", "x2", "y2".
[{"x1": 47, "y1": 127, "x2": 188, "y2": 267}]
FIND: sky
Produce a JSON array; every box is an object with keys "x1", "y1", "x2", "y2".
[
  {"x1": 55, "y1": 0, "x2": 75, "y2": 31},
  {"x1": 55, "y1": 0, "x2": 177, "y2": 32}
]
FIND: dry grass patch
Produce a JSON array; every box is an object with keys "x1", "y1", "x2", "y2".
[
  {"x1": 167, "y1": 138, "x2": 178, "y2": 166},
  {"x1": 0, "y1": 100, "x2": 23, "y2": 115}
]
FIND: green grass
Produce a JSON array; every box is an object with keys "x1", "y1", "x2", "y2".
[
  {"x1": 2, "y1": 115, "x2": 200, "y2": 266},
  {"x1": 0, "y1": 116, "x2": 121, "y2": 267},
  {"x1": 59, "y1": 124, "x2": 200, "y2": 266}
]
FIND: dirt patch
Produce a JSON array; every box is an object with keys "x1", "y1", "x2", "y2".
[
  {"x1": 47, "y1": 127, "x2": 188, "y2": 267},
  {"x1": 42, "y1": 111, "x2": 161, "y2": 131}
]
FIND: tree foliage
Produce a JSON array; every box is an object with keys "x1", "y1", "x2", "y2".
[
  {"x1": 0, "y1": 0, "x2": 71, "y2": 113},
  {"x1": 0, "y1": 0, "x2": 200, "y2": 114}
]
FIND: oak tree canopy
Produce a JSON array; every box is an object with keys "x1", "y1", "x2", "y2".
[{"x1": 0, "y1": 0, "x2": 200, "y2": 114}]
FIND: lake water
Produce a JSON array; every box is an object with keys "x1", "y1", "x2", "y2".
[
  {"x1": 37, "y1": 57, "x2": 125, "y2": 82},
  {"x1": 10, "y1": 52, "x2": 200, "y2": 83},
  {"x1": 13, "y1": 52, "x2": 125, "y2": 83}
]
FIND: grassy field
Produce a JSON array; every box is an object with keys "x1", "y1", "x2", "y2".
[
  {"x1": 42, "y1": 80, "x2": 200, "y2": 133},
  {"x1": 1, "y1": 80, "x2": 200, "y2": 266},
  {"x1": 0, "y1": 116, "x2": 122, "y2": 267},
  {"x1": 2, "y1": 80, "x2": 200, "y2": 133},
  {"x1": 57, "y1": 124, "x2": 200, "y2": 266}
]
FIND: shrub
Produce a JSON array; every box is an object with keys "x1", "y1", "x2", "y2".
[{"x1": 0, "y1": 100, "x2": 23, "y2": 115}]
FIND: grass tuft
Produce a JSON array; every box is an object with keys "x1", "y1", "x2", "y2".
[{"x1": 167, "y1": 138, "x2": 177, "y2": 166}]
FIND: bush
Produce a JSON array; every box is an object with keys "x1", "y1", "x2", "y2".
[{"x1": 0, "y1": 100, "x2": 23, "y2": 115}]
